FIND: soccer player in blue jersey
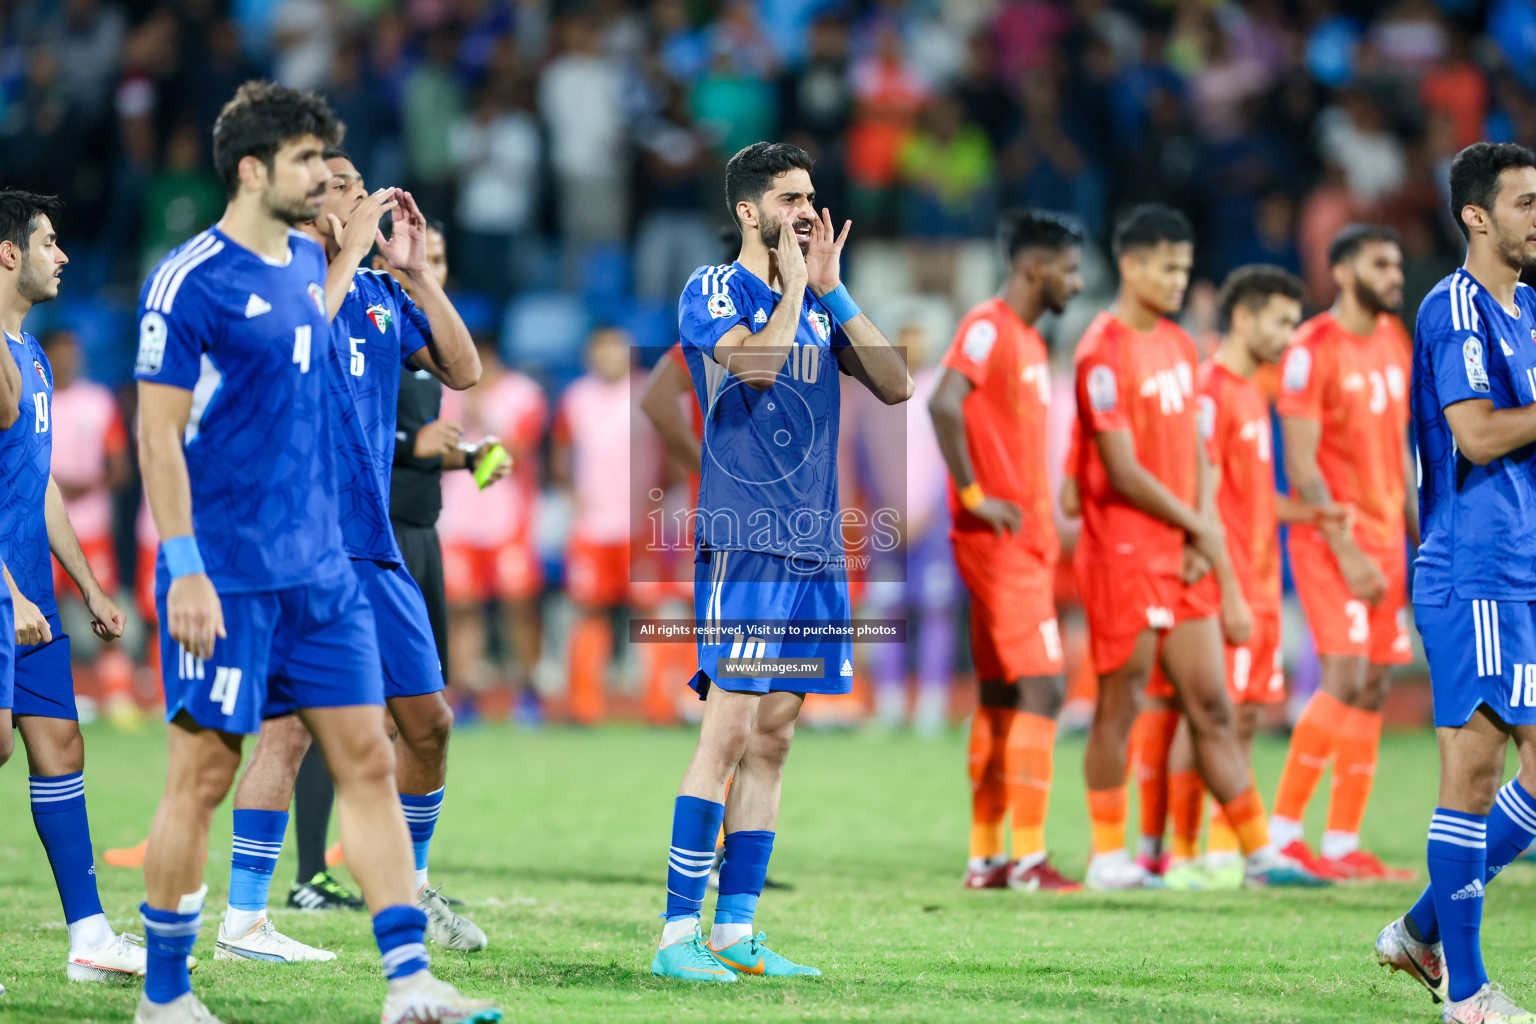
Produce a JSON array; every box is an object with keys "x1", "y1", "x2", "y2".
[
  {"x1": 0, "y1": 190, "x2": 147, "y2": 983},
  {"x1": 132, "y1": 81, "x2": 499, "y2": 1024},
  {"x1": 653, "y1": 142, "x2": 912, "y2": 981},
  {"x1": 212, "y1": 148, "x2": 487, "y2": 963},
  {"x1": 1374, "y1": 141, "x2": 1536, "y2": 1024}
]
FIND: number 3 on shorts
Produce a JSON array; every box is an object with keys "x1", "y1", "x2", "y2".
[
  {"x1": 210, "y1": 667, "x2": 243, "y2": 716},
  {"x1": 1345, "y1": 600, "x2": 1369, "y2": 644}
]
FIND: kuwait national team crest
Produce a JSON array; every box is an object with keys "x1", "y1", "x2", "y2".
[
  {"x1": 808, "y1": 311, "x2": 830, "y2": 341},
  {"x1": 32, "y1": 359, "x2": 47, "y2": 387},
  {"x1": 366, "y1": 303, "x2": 393, "y2": 334},
  {"x1": 308, "y1": 282, "x2": 326, "y2": 316}
]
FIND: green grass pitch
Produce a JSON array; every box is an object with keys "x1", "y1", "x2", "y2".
[{"x1": 0, "y1": 723, "x2": 1530, "y2": 1023}]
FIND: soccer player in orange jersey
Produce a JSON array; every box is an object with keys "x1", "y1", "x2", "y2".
[
  {"x1": 929, "y1": 209, "x2": 1085, "y2": 892},
  {"x1": 1074, "y1": 205, "x2": 1326, "y2": 890},
  {"x1": 1271, "y1": 224, "x2": 1419, "y2": 880}
]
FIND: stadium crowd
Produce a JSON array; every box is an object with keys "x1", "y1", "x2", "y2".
[{"x1": 14, "y1": 0, "x2": 1536, "y2": 728}]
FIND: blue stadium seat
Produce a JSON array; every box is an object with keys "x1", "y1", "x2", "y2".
[
  {"x1": 501, "y1": 292, "x2": 589, "y2": 372},
  {"x1": 620, "y1": 298, "x2": 677, "y2": 362}
]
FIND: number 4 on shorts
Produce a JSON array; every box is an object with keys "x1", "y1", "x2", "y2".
[{"x1": 210, "y1": 667, "x2": 243, "y2": 715}]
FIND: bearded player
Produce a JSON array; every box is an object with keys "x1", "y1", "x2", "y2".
[
  {"x1": 927, "y1": 208, "x2": 1084, "y2": 892},
  {"x1": 1269, "y1": 225, "x2": 1418, "y2": 880}
]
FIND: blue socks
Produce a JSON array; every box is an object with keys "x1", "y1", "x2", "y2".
[
  {"x1": 1406, "y1": 780, "x2": 1536, "y2": 947},
  {"x1": 715, "y1": 830, "x2": 775, "y2": 925},
  {"x1": 1425, "y1": 808, "x2": 1488, "y2": 1002},
  {"x1": 665, "y1": 796, "x2": 724, "y2": 923},
  {"x1": 142, "y1": 892, "x2": 204, "y2": 1005},
  {"x1": 30, "y1": 773, "x2": 104, "y2": 926},
  {"x1": 400, "y1": 788, "x2": 444, "y2": 890},
  {"x1": 373, "y1": 905, "x2": 430, "y2": 981},
  {"x1": 229, "y1": 808, "x2": 288, "y2": 913}
]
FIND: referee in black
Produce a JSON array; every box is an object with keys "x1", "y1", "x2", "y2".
[{"x1": 287, "y1": 220, "x2": 508, "y2": 909}]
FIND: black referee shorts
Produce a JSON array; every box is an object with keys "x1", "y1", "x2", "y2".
[{"x1": 391, "y1": 521, "x2": 449, "y2": 681}]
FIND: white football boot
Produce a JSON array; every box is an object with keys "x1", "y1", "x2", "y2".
[
  {"x1": 380, "y1": 971, "x2": 502, "y2": 1024},
  {"x1": 1375, "y1": 916, "x2": 1446, "y2": 1003},
  {"x1": 1084, "y1": 849, "x2": 1159, "y2": 891},
  {"x1": 418, "y1": 886, "x2": 488, "y2": 952},
  {"x1": 1442, "y1": 983, "x2": 1536, "y2": 1024},
  {"x1": 133, "y1": 992, "x2": 224, "y2": 1024},
  {"x1": 216, "y1": 915, "x2": 336, "y2": 962}
]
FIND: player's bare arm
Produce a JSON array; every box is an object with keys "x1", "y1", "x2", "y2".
[
  {"x1": 0, "y1": 337, "x2": 20, "y2": 428},
  {"x1": 1094, "y1": 427, "x2": 1225, "y2": 566},
  {"x1": 928, "y1": 367, "x2": 1021, "y2": 536},
  {"x1": 3, "y1": 562, "x2": 50, "y2": 646},
  {"x1": 388, "y1": 191, "x2": 480, "y2": 390},
  {"x1": 713, "y1": 218, "x2": 806, "y2": 387},
  {"x1": 1276, "y1": 492, "x2": 1353, "y2": 530},
  {"x1": 640, "y1": 354, "x2": 702, "y2": 475},
  {"x1": 139, "y1": 380, "x2": 224, "y2": 659},
  {"x1": 1199, "y1": 444, "x2": 1251, "y2": 646},
  {"x1": 806, "y1": 209, "x2": 911, "y2": 404},
  {"x1": 1441, "y1": 397, "x2": 1536, "y2": 465},
  {"x1": 1401, "y1": 428, "x2": 1419, "y2": 547},
  {"x1": 1282, "y1": 413, "x2": 1386, "y2": 604},
  {"x1": 324, "y1": 186, "x2": 400, "y2": 322},
  {"x1": 43, "y1": 475, "x2": 124, "y2": 641}
]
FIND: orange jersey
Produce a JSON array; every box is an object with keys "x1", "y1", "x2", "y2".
[
  {"x1": 1074, "y1": 312, "x2": 1200, "y2": 577},
  {"x1": 1276, "y1": 312, "x2": 1410, "y2": 548},
  {"x1": 1197, "y1": 360, "x2": 1280, "y2": 614},
  {"x1": 941, "y1": 297, "x2": 1057, "y2": 560}
]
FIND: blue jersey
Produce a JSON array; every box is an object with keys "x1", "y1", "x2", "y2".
[
  {"x1": 0, "y1": 332, "x2": 56, "y2": 618},
  {"x1": 330, "y1": 268, "x2": 431, "y2": 564},
  {"x1": 134, "y1": 226, "x2": 348, "y2": 593},
  {"x1": 678, "y1": 262, "x2": 850, "y2": 563},
  {"x1": 1412, "y1": 269, "x2": 1536, "y2": 602}
]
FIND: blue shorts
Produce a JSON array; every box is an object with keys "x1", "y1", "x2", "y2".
[
  {"x1": 689, "y1": 548, "x2": 852, "y2": 698},
  {"x1": 1417, "y1": 596, "x2": 1536, "y2": 727},
  {"x1": 158, "y1": 569, "x2": 384, "y2": 734},
  {"x1": 0, "y1": 591, "x2": 14, "y2": 712},
  {"x1": 353, "y1": 559, "x2": 444, "y2": 701},
  {"x1": 14, "y1": 611, "x2": 75, "y2": 719}
]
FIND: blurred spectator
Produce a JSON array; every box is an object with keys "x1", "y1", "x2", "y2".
[
  {"x1": 847, "y1": 26, "x2": 931, "y2": 235},
  {"x1": 990, "y1": 0, "x2": 1070, "y2": 90},
  {"x1": 25, "y1": 0, "x2": 127, "y2": 119},
  {"x1": 1318, "y1": 88, "x2": 1406, "y2": 205},
  {"x1": 652, "y1": 0, "x2": 710, "y2": 84},
  {"x1": 633, "y1": 86, "x2": 717, "y2": 300},
  {"x1": 402, "y1": 28, "x2": 466, "y2": 219},
  {"x1": 1420, "y1": 28, "x2": 1488, "y2": 151},
  {"x1": 540, "y1": 15, "x2": 628, "y2": 247},
  {"x1": 322, "y1": 36, "x2": 394, "y2": 185},
  {"x1": 898, "y1": 92, "x2": 993, "y2": 238},
  {"x1": 140, "y1": 123, "x2": 223, "y2": 276},
  {"x1": 1001, "y1": 67, "x2": 1102, "y2": 239},
  {"x1": 692, "y1": 46, "x2": 779, "y2": 161},
  {"x1": 451, "y1": 71, "x2": 542, "y2": 299},
  {"x1": 271, "y1": 0, "x2": 344, "y2": 92}
]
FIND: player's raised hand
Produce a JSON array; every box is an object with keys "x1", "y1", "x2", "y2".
[
  {"x1": 971, "y1": 496, "x2": 1022, "y2": 537},
  {"x1": 379, "y1": 189, "x2": 428, "y2": 274},
  {"x1": 168, "y1": 573, "x2": 225, "y2": 661},
  {"x1": 327, "y1": 187, "x2": 399, "y2": 262},
  {"x1": 84, "y1": 587, "x2": 127, "y2": 642},
  {"x1": 805, "y1": 207, "x2": 851, "y2": 297},
  {"x1": 12, "y1": 591, "x2": 51, "y2": 647},
  {"x1": 771, "y1": 216, "x2": 808, "y2": 290}
]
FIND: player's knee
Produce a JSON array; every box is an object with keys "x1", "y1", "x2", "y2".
[
  {"x1": 1185, "y1": 690, "x2": 1234, "y2": 735},
  {"x1": 750, "y1": 719, "x2": 796, "y2": 768},
  {"x1": 0, "y1": 730, "x2": 13, "y2": 768},
  {"x1": 1018, "y1": 677, "x2": 1064, "y2": 719},
  {"x1": 396, "y1": 698, "x2": 453, "y2": 756},
  {"x1": 180, "y1": 757, "x2": 240, "y2": 813}
]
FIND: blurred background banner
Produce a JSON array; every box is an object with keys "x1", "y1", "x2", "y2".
[{"x1": 27, "y1": 0, "x2": 1485, "y2": 733}]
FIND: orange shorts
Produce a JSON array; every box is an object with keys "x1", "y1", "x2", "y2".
[
  {"x1": 137, "y1": 543, "x2": 157, "y2": 623},
  {"x1": 952, "y1": 531, "x2": 1062, "y2": 681},
  {"x1": 1145, "y1": 607, "x2": 1283, "y2": 705},
  {"x1": 443, "y1": 540, "x2": 543, "y2": 603},
  {"x1": 53, "y1": 534, "x2": 118, "y2": 599},
  {"x1": 1079, "y1": 557, "x2": 1217, "y2": 675},
  {"x1": 1289, "y1": 527, "x2": 1411, "y2": 664},
  {"x1": 566, "y1": 538, "x2": 629, "y2": 608}
]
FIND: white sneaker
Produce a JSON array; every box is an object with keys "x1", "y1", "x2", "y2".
[
  {"x1": 68, "y1": 931, "x2": 150, "y2": 982},
  {"x1": 1443, "y1": 982, "x2": 1536, "y2": 1023},
  {"x1": 418, "y1": 885, "x2": 488, "y2": 952},
  {"x1": 1084, "y1": 850, "x2": 1158, "y2": 891},
  {"x1": 133, "y1": 992, "x2": 224, "y2": 1024},
  {"x1": 1375, "y1": 916, "x2": 1446, "y2": 1004},
  {"x1": 215, "y1": 916, "x2": 337, "y2": 962},
  {"x1": 380, "y1": 971, "x2": 502, "y2": 1024}
]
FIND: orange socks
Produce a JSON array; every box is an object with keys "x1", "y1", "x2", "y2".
[
  {"x1": 1006, "y1": 712, "x2": 1056, "y2": 861},
  {"x1": 1205, "y1": 796, "x2": 1240, "y2": 855},
  {"x1": 1220, "y1": 787, "x2": 1270, "y2": 856},
  {"x1": 1272, "y1": 690, "x2": 1346, "y2": 825},
  {"x1": 1088, "y1": 785, "x2": 1129, "y2": 857},
  {"x1": 1131, "y1": 708, "x2": 1178, "y2": 852},
  {"x1": 1325, "y1": 705, "x2": 1383, "y2": 839},
  {"x1": 567, "y1": 613, "x2": 611, "y2": 725},
  {"x1": 1168, "y1": 771, "x2": 1204, "y2": 862},
  {"x1": 968, "y1": 706, "x2": 1014, "y2": 859}
]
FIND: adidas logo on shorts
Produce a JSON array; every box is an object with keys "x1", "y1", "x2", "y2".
[
  {"x1": 840, "y1": 659, "x2": 853, "y2": 677},
  {"x1": 1451, "y1": 879, "x2": 1485, "y2": 901}
]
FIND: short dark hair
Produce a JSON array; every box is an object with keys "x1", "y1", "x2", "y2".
[
  {"x1": 1327, "y1": 223, "x2": 1401, "y2": 266},
  {"x1": 1216, "y1": 264, "x2": 1305, "y2": 332},
  {"x1": 1449, "y1": 141, "x2": 1536, "y2": 239},
  {"x1": 1000, "y1": 208, "x2": 1085, "y2": 261},
  {"x1": 321, "y1": 147, "x2": 351, "y2": 163},
  {"x1": 211, "y1": 80, "x2": 344, "y2": 197},
  {"x1": 1112, "y1": 203, "x2": 1193, "y2": 259},
  {"x1": 723, "y1": 142, "x2": 814, "y2": 227},
  {"x1": 0, "y1": 191, "x2": 64, "y2": 253}
]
